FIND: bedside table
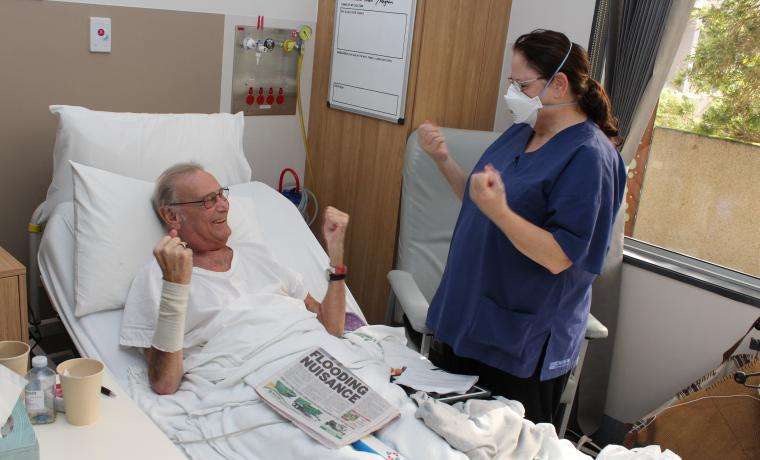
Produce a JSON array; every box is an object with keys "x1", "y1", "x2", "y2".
[
  {"x1": 33, "y1": 368, "x2": 186, "y2": 459},
  {"x1": 0, "y1": 246, "x2": 28, "y2": 343}
]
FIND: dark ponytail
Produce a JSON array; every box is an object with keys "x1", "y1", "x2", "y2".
[
  {"x1": 580, "y1": 78, "x2": 620, "y2": 145},
  {"x1": 514, "y1": 29, "x2": 621, "y2": 147}
]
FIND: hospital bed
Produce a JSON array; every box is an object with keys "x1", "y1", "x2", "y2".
[{"x1": 387, "y1": 127, "x2": 609, "y2": 439}]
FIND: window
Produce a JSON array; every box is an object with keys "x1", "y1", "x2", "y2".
[{"x1": 624, "y1": 0, "x2": 760, "y2": 281}]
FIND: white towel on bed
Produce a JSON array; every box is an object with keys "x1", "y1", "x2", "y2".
[{"x1": 411, "y1": 392, "x2": 589, "y2": 460}]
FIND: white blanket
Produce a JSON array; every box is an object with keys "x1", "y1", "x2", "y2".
[
  {"x1": 410, "y1": 395, "x2": 678, "y2": 460},
  {"x1": 412, "y1": 393, "x2": 589, "y2": 460},
  {"x1": 125, "y1": 293, "x2": 584, "y2": 459}
]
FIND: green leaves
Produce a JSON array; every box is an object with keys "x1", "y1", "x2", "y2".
[{"x1": 657, "y1": 0, "x2": 759, "y2": 144}]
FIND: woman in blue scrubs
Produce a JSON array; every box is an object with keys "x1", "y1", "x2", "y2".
[{"x1": 419, "y1": 29, "x2": 627, "y2": 424}]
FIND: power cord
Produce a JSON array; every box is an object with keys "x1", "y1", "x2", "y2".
[{"x1": 637, "y1": 393, "x2": 760, "y2": 433}]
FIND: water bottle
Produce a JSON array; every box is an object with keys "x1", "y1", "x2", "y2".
[{"x1": 25, "y1": 356, "x2": 56, "y2": 424}]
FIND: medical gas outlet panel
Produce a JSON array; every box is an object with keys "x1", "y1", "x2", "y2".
[{"x1": 232, "y1": 21, "x2": 312, "y2": 116}]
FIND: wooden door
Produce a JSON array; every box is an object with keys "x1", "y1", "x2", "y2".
[{"x1": 307, "y1": 0, "x2": 512, "y2": 324}]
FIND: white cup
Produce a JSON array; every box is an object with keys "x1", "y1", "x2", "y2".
[
  {"x1": 57, "y1": 358, "x2": 104, "y2": 426},
  {"x1": 0, "y1": 341, "x2": 30, "y2": 376}
]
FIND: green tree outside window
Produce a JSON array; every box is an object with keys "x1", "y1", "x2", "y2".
[{"x1": 656, "y1": 0, "x2": 759, "y2": 144}]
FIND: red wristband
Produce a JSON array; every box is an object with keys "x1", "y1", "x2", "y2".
[{"x1": 331, "y1": 265, "x2": 348, "y2": 275}]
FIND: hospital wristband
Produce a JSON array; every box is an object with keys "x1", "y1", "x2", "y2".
[{"x1": 151, "y1": 281, "x2": 191, "y2": 353}]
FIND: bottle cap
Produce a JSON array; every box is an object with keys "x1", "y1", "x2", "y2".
[{"x1": 32, "y1": 356, "x2": 48, "y2": 368}]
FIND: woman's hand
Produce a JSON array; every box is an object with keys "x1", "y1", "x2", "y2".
[
  {"x1": 470, "y1": 164, "x2": 510, "y2": 222},
  {"x1": 418, "y1": 120, "x2": 450, "y2": 162}
]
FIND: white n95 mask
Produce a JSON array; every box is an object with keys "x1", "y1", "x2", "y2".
[{"x1": 504, "y1": 83, "x2": 543, "y2": 127}]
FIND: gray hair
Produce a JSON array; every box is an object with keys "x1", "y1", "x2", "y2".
[{"x1": 152, "y1": 162, "x2": 205, "y2": 224}]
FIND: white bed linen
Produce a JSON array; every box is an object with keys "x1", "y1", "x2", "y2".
[{"x1": 38, "y1": 182, "x2": 366, "y2": 388}]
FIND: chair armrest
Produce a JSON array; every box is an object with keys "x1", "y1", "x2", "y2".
[
  {"x1": 387, "y1": 270, "x2": 432, "y2": 334},
  {"x1": 585, "y1": 313, "x2": 608, "y2": 340}
]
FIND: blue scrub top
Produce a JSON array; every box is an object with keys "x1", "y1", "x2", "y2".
[{"x1": 426, "y1": 120, "x2": 626, "y2": 380}]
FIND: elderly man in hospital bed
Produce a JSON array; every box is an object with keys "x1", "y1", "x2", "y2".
[
  {"x1": 119, "y1": 163, "x2": 349, "y2": 396},
  {"x1": 117, "y1": 164, "x2": 589, "y2": 459}
]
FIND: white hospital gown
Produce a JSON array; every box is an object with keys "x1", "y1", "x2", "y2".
[{"x1": 119, "y1": 242, "x2": 309, "y2": 351}]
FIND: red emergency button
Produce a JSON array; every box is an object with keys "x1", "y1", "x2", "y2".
[{"x1": 97, "y1": 28, "x2": 105, "y2": 37}]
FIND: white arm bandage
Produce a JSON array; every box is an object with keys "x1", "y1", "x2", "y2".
[{"x1": 151, "y1": 281, "x2": 190, "y2": 353}]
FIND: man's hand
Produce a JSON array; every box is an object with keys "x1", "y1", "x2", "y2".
[
  {"x1": 322, "y1": 207, "x2": 349, "y2": 266},
  {"x1": 470, "y1": 164, "x2": 510, "y2": 223},
  {"x1": 418, "y1": 120, "x2": 450, "y2": 163},
  {"x1": 153, "y1": 229, "x2": 193, "y2": 285}
]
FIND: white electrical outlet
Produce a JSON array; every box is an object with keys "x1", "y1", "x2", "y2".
[{"x1": 90, "y1": 17, "x2": 111, "y2": 53}]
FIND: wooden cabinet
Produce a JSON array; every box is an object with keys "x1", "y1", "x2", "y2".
[
  {"x1": 0, "y1": 246, "x2": 28, "y2": 343},
  {"x1": 308, "y1": 0, "x2": 512, "y2": 323}
]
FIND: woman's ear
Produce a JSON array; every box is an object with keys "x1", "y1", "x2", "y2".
[
  {"x1": 159, "y1": 206, "x2": 181, "y2": 231},
  {"x1": 551, "y1": 72, "x2": 571, "y2": 100}
]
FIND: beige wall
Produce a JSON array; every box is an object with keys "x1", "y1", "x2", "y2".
[
  {"x1": 633, "y1": 127, "x2": 760, "y2": 277},
  {"x1": 0, "y1": 0, "x2": 224, "y2": 268}
]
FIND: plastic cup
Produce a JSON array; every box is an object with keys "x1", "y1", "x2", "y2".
[
  {"x1": 0, "y1": 341, "x2": 30, "y2": 376},
  {"x1": 56, "y1": 358, "x2": 104, "y2": 426}
]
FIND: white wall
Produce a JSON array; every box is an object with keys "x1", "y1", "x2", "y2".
[
  {"x1": 605, "y1": 264, "x2": 759, "y2": 422},
  {"x1": 494, "y1": 0, "x2": 596, "y2": 131},
  {"x1": 52, "y1": 0, "x2": 319, "y2": 187}
]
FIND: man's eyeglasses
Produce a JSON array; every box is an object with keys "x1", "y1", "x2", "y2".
[{"x1": 169, "y1": 188, "x2": 229, "y2": 209}]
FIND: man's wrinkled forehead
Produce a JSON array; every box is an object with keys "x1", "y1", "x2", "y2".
[{"x1": 173, "y1": 170, "x2": 221, "y2": 201}]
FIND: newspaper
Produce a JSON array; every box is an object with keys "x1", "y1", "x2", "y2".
[{"x1": 255, "y1": 347, "x2": 400, "y2": 449}]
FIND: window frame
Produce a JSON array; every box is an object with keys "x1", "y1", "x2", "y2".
[{"x1": 623, "y1": 237, "x2": 760, "y2": 308}]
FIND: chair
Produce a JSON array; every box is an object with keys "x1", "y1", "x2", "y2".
[{"x1": 386, "y1": 127, "x2": 608, "y2": 438}]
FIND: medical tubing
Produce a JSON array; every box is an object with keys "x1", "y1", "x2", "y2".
[
  {"x1": 152, "y1": 281, "x2": 190, "y2": 353},
  {"x1": 296, "y1": 51, "x2": 314, "y2": 184},
  {"x1": 298, "y1": 183, "x2": 309, "y2": 215},
  {"x1": 294, "y1": 36, "x2": 320, "y2": 227},
  {"x1": 173, "y1": 417, "x2": 287, "y2": 445},
  {"x1": 305, "y1": 188, "x2": 319, "y2": 226}
]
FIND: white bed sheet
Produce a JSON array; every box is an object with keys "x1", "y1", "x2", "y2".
[{"x1": 38, "y1": 182, "x2": 366, "y2": 388}]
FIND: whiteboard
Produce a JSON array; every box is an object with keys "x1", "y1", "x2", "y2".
[{"x1": 328, "y1": 0, "x2": 417, "y2": 124}]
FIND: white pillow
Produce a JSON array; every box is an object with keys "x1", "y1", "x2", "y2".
[
  {"x1": 72, "y1": 161, "x2": 262, "y2": 318},
  {"x1": 45, "y1": 105, "x2": 251, "y2": 221}
]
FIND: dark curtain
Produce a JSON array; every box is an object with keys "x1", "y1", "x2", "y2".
[
  {"x1": 587, "y1": 0, "x2": 611, "y2": 80},
  {"x1": 605, "y1": 0, "x2": 673, "y2": 141}
]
